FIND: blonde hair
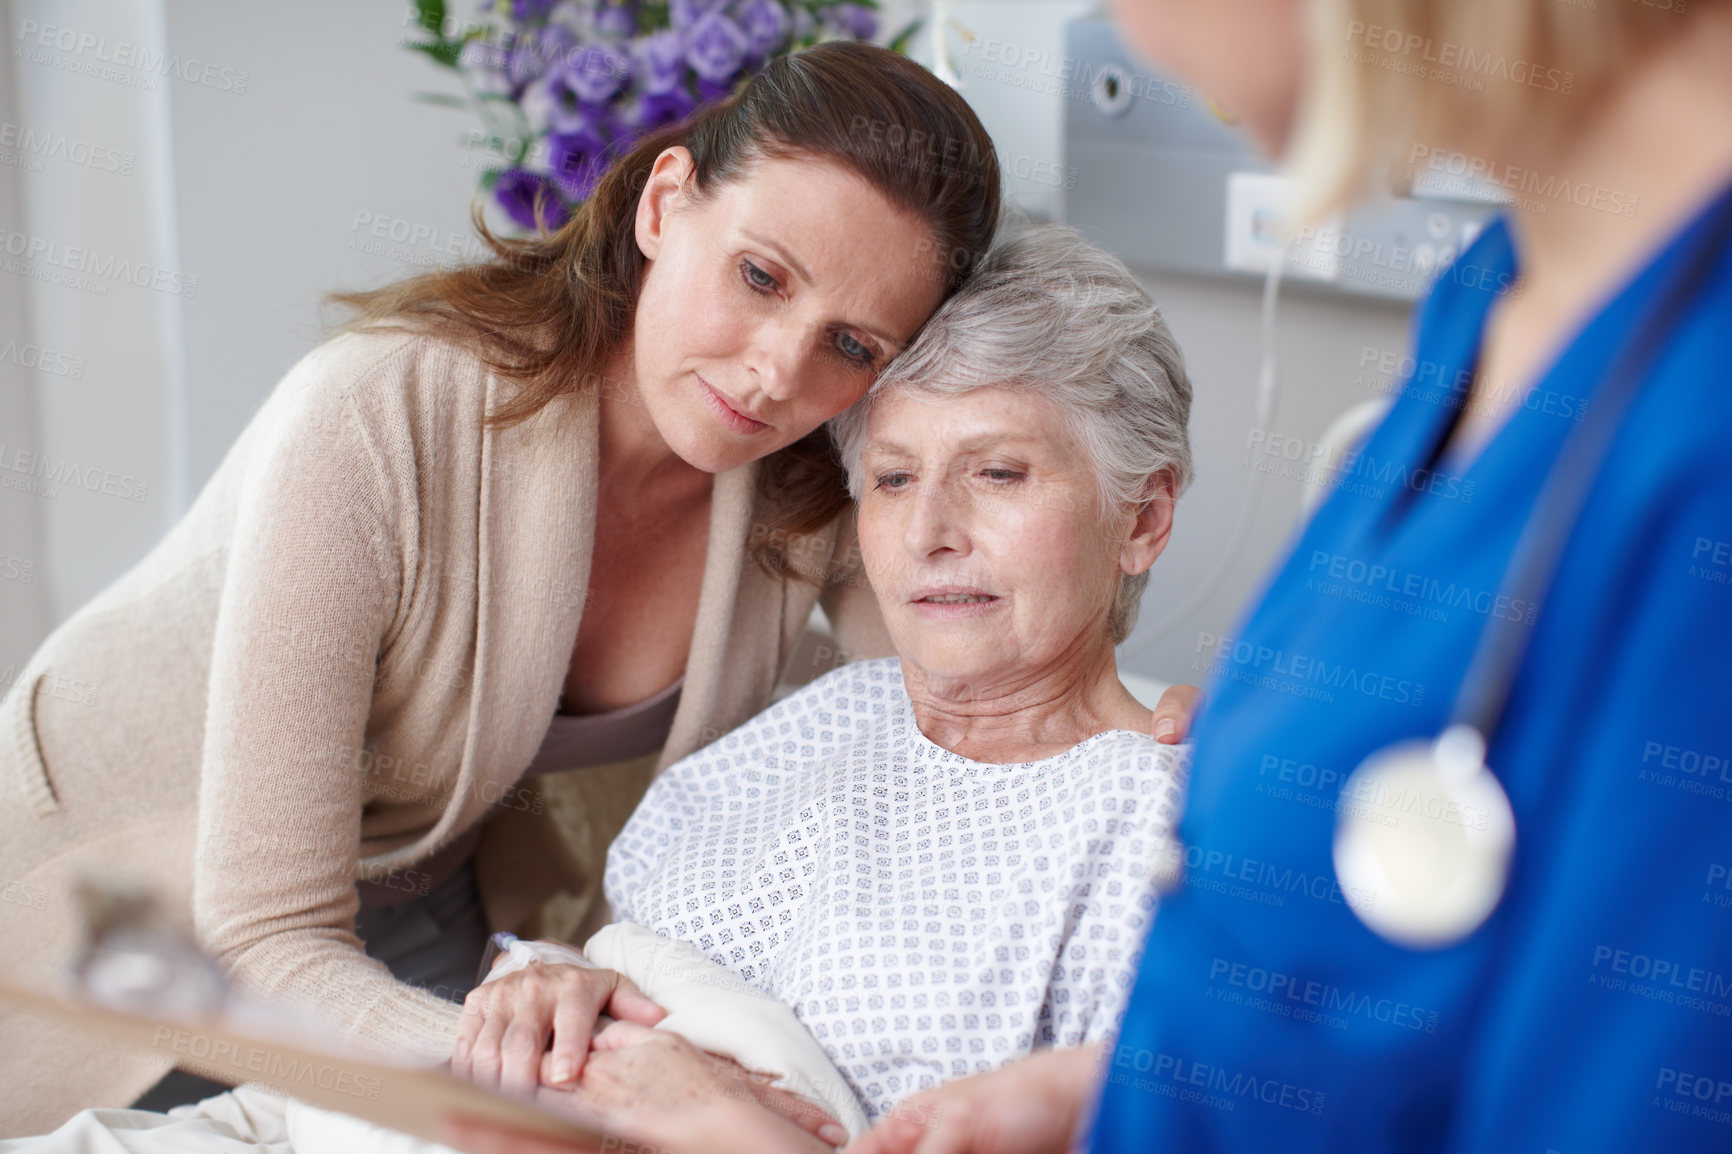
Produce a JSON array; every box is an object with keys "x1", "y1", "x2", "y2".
[{"x1": 1287, "y1": 0, "x2": 1718, "y2": 220}]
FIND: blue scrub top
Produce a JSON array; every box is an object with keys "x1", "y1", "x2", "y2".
[{"x1": 1091, "y1": 187, "x2": 1732, "y2": 1153}]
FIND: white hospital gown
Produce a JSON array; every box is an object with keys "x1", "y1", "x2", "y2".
[{"x1": 606, "y1": 658, "x2": 1188, "y2": 1121}]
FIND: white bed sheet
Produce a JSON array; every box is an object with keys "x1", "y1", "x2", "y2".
[{"x1": 3, "y1": 920, "x2": 866, "y2": 1154}]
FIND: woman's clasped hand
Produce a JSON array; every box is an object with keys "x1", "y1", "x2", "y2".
[
  {"x1": 448, "y1": 954, "x2": 664, "y2": 1095},
  {"x1": 440, "y1": 1032, "x2": 1103, "y2": 1154},
  {"x1": 446, "y1": 1018, "x2": 851, "y2": 1153}
]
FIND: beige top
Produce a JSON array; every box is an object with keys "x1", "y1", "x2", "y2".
[
  {"x1": 0, "y1": 326, "x2": 890, "y2": 1132},
  {"x1": 355, "y1": 679, "x2": 686, "y2": 909}
]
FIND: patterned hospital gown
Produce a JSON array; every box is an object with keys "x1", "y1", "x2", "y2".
[{"x1": 605, "y1": 658, "x2": 1189, "y2": 1120}]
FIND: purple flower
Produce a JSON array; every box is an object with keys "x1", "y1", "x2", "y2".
[
  {"x1": 671, "y1": 0, "x2": 727, "y2": 30},
  {"x1": 694, "y1": 74, "x2": 738, "y2": 101},
  {"x1": 492, "y1": 24, "x2": 575, "y2": 97},
  {"x1": 532, "y1": 23, "x2": 577, "y2": 71},
  {"x1": 494, "y1": 168, "x2": 570, "y2": 230},
  {"x1": 547, "y1": 124, "x2": 615, "y2": 199},
  {"x1": 594, "y1": 2, "x2": 636, "y2": 39},
  {"x1": 512, "y1": 0, "x2": 560, "y2": 23},
  {"x1": 684, "y1": 11, "x2": 749, "y2": 83},
  {"x1": 634, "y1": 29, "x2": 686, "y2": 95},
  {"x1": 625, "y1": 85, "x2": 698, "y2": 130},
  {"x1": 505, "y1": 44, "x2": 546, "y2": 94},
  {"x1": 733, "y1": 0, "x2": 790, "y2": 57},
  {"x1": 449, "y1": 0, "x2": 886, "y2": 225},
  {"x1": 563, "y1": 42, "x2": 634, "y2": 102},
  {"x1": 521, "y1": 77, "x2": 598, "y2": 135},
  {"x1": 522, "y1": 44, "x2": 631, "y2": 134},
  {"x1": 819, "y1": 3, "x2": 877, "y2": 40}
]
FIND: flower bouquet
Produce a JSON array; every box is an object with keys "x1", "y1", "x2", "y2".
[{"x1": 407, "y1": 0, "x2": 914, "y2": 230}]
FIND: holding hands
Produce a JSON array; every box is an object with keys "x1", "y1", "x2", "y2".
[
  {"x1": 443, "y1": 1017, "x2": 1103, "y2": 1154},
  {"x1": 449, "y1": 939, "x2": 665, "y2": 1096},
  {"x1": 444, "y1": 1018, "x2": 844, "y2": 1153},
  {"x1": 446, "y1": 943, "x2": 847, "y2": 1149}
]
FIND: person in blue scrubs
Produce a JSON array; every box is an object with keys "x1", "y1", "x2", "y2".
[
  {"x1": 1086, "y1": 187, "x2": 1732, "y2": 1154},
  {"x1": 847, "y1": 1, "x2": 1732, "y2": 1152}
]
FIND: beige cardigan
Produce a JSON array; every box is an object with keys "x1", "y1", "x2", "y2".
[{"x1": 0, "y1": 328, "x2": 890, "y2": 1136}]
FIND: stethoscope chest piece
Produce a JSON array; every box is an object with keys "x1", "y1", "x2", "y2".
[{"x1": 1332, "y1": 725, "x2": 1516, "y2": 949}]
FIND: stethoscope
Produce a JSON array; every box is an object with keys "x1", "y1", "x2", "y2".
[{"x1": 1332, "y1": 185, "x2": 1732, "y2": 949}]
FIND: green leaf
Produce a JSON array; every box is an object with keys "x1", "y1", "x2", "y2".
[
  {"x1": 410, "y1": 91, "x2": 469, "y2": 108},
  {"x1": 407, "y1": 38, "x2": 464, "y2": 69},
  {"x1": 413, "y1": 0, "x2": 447, "y2": 37},
  {"x1": 887, "y1": 17, "x2": 922, "y2": 56}
]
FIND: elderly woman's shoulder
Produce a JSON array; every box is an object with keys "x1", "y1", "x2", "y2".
[
  {"x1": 1083, "y1": 728, "x2": 1192, "y2": 783},
  {"x1": 1077, "y1": 731, "x2": 1190, "y2": 843}
]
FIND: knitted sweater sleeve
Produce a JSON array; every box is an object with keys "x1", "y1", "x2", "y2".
[{"x1": 192, "y1": 352, "x2": 462, "y2": 1062}]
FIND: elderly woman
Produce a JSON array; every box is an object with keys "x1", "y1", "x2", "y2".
[{"x1": 437, "y1": 221, "x2": 1197, "y2": 1154}]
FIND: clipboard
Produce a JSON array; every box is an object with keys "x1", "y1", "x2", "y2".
[{"x1": 0, "y1": 975, "x2": 621, "y2": 1151}]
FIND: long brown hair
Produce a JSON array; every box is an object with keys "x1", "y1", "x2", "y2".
[{"x1": 325, "y1": 41, "x2": 1000, "y2": 578}]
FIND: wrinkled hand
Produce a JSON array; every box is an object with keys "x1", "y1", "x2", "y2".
[
  {"x1": 449, "y1": 951, "x2": 665, "y2": 1098},
  {"x1": 846, "y1": 1045, "x2": 1104, "y2": 1154},
  {"x1": 704, "y1": 1050, "x2": 852, "y2": 1147},
  {"x1": 1150, "y1": 683, "x2": 1203, "y2": 744},
  {"x1": 570, "y1": 1020, "x2": 845, "y2": 1147},
  {"x1": 455, "y1": 1020, "x2": 841, "y2": 1154}
]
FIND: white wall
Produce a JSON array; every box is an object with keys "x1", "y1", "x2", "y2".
[
  {"x1": 0, "y1": 18, "x2": 51, "y2": 678},
  {"x1": 2, "y1": 0, "x2": 186, "y2": 674},
  {"x1": 1121, "y1": 271, "x2": 1409, "y2": 681},
  {"x1": 162, "y1": 0, "x2": 478, "y2": 492},
  {"x1": 2, "y1": 0, "x2": 1416, "y2": 691}
]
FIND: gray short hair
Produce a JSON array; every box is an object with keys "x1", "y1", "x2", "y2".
[{"x1": 829, "y1": 220, "x2": 1193, "y2": 644}]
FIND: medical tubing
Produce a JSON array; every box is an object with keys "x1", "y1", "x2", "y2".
[
  {"x1": 475, "y1": 932, "x2": 601, "y2": 988},
  {"x1": 1122, "y1": 254, "x2": 1283, "y2": 655}
]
